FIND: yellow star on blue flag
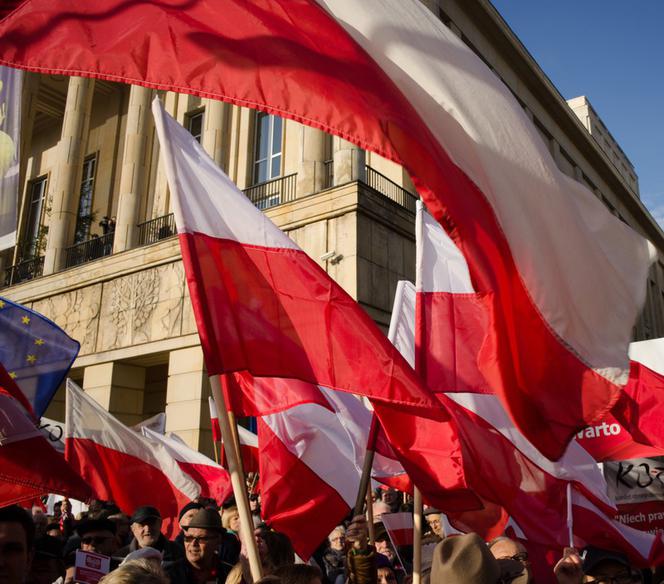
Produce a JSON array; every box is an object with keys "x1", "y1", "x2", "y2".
[{"x1": 0, "y1": 295, "x2": 80, "y2": 417}]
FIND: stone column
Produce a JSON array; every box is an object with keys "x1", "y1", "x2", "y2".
[
  {"x1": 151, "y1": 92, "x2": 179, "y2": 218},
  {"x1": 202, "y1": 98, "x2": 228, "y2": 169},
  {"x1": 83, "y1": 362, "x2": 146, "y2": 426},
  {"x1": 296, "y1": 125, "x2": 327, "y2": 197},
  {"x1": 113, "y1": 85, "x2": 153, "y2": 253},
  {"x1": 43, "y1": 77, "x2": 94, "y2": 275},
  {"x1": 12, "y1": 74, "x2": 41, "y2": 266},
  {"x1": 333, "y1": 136, "x2": 365, "y2": 186},
  {"x1": 165, "y1": 346, "x2": 213, "y2": 457}
]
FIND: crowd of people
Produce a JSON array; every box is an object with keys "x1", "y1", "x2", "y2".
[{"x1": 0, "y1": 486, "x2": 661, "y2": 584}]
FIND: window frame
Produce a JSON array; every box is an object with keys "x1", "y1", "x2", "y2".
[
  {"x1": 74, "y1": 153, "x2": 98, "y2": 244},
  {"x1": 252, "y1": 112, "x2": 283, "y2": 185}
]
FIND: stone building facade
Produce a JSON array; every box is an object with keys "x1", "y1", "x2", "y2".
[{"x1": 2, "y1": 0, "x2": 663, "y2": 456}]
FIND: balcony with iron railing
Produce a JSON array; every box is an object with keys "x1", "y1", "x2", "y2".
[
  {"x1": 244, "y1": 173, "x2": 297, "y2": 210},
  {"x1": 64, "y1": 232, "x2": 115, "y2": 269},
  {"x1": 138, "y1": 213, "x2": 177, "y2": 247},
  {"x1": 4, "y1": 255, "x2": 44, "y2": 287},
  {"x1": 363, "y1": 166, "x2": 417, "y2": 213}
]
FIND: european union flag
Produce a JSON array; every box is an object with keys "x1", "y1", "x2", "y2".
[{"x1": 0, "y1": 295, "x2": 79, "y2": 417}]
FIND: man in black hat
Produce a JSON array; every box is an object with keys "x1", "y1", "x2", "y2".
[
  {"x1": 164, "y1": 508, "x2": 237, "y2": 584},
  {"x1": 117, "y1": 506, "x2": 183, "y2": 562}
]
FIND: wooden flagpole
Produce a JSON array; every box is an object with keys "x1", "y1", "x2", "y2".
[
  {"x1": 366, "y1": 484, "x2": 375, "y2": 546},
  {"x1": 412, "y1": 487, "x2": 423, "y2": 584},
  {"x1": 566, "y1": 482, "x2": 574, "y2": 548},
  {"x1": 211, "y1": 439, "x2": 220, "y2": 465},
  {"x1": 353, "y1": 414, "x2": 379, "y2": 517},
  {"x1": 210, "y1": 374, "x2": 263, "y2": 582},
  {"x1": 412, "y1": 203, "x2": 424, "y2": 584}
]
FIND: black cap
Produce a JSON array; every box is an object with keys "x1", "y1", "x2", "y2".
[
  {"x1": 77, "y1": 518, "x2": 117, "y2": 537},
  {"x1": 130, "y1": 506, "x2": 161, "y2": 524},
  {"x1": 424, "y1": 507, "x2": 441, "y2": 516},
  {"x1": 183, "y1": 508, "x2": 223, "y2": 531},
  {"x1": 582, "y1": 546, "x2": 630, "y2": 573}
]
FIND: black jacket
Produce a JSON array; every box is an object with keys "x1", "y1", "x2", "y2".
[{"x1": 164, "y1": 555, "x2": 235, "y2": 584}]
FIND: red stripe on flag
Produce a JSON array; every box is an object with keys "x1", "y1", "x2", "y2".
[
  {"x1": 257, "y1": 419, "x2": 349, "y2": 560},
  {"x1": 179, "y1": 232, "x2": 441, "y2": 416},
  {"x1": 66, "y1": 438, "x2": 191, "y2": 538}
]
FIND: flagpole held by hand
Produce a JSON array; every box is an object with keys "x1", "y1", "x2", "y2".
[{"x1": 210, "y1": 374, "x2": 263, "y2": 582}]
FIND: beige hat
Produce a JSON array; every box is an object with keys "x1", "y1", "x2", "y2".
[
  {"x1": 431, "y1": 534, "x2": 528, "y2": 584},
  {"x1": 183, "y1": 508, "x2": 223, "y2": 531}
]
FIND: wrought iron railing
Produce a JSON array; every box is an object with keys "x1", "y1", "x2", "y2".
[
  {"x1": 138, "y1": 213, "x2": 177, "y2": 247},
  {"x1": 323, "y1": 159, "x2": 334, "y2": 189},
  {"x1": 3, "y1": 255, "x2": 44, "y2": 287},
  {"x1": 364, "y1": 165, "x2": 417, "y2": 213},
  {"x1": 244, "y1": 174, "x2": 297, "y2": 210},
  {"x1": 64, "y1": 232, "x2": 115, "y2": 269}
]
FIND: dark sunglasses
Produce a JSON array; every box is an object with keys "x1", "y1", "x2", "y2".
[{"x1": 184, "y1": 535, "x2": 218, "y2": 544}]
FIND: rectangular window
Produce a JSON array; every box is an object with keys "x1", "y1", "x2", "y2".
[
  {"x1": 253, "y1": 112, "x2": 282, "y2": 184},
  {"x1": 23, "y1": 176, "x2": 47, "y2": 258},
  {"x1": 74, "y1": 155, "x2": 97, "y2": 244},
  {"x1": 187, "y1": 110, "x2": 204, "y2": 143}
]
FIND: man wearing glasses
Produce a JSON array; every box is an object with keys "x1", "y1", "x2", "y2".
[
  {"x1": 77, "y1": 518, "x2": 118, "y2": 558},
  {"x1": 488, "y1": 536, "x2": 532, "y2": 583},
  {"x1": 165, "y1": 508, "x2": 235, "y2": 584}
]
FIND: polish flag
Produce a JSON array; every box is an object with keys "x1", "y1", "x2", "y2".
[
  {"x1": 380, "y1": 512, "x2": 414, "y2": 547},
  {"x1": 150, "y1": 99, "x2": 477, "y2": 511},
  {"x1": 258, "y1": 385, "x2": 407, "y2": 560},
  {"x1": 150, "y1": 97, "x2": 440, "y2": 417},
  {"x1": 0, "y1": 0, "x2": 653, "y2": 460},
  {"x1": 141, "y1": 427, "x2": 232, "y2": 504},
  {"x1": 65, "y1": 380, "x2": 206, "y2": 537},
  {"x1": 0, "y1": 365, "x2": 90, "y2": 506},
  {"x1": 391, "y1": 211, "x2": 664, "y2": 569}
]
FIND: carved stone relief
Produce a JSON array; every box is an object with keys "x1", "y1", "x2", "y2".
[
  {"x1": 32, "y1": 285, "x2": 102, "y2": 355},
  {"x1": 97, "y1": 261, "x2": 185, "y2": 351}
]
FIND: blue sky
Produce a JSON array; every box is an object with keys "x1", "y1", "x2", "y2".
[{"x1": 491, "y1": 1, "x2": 664, "y2": 225}]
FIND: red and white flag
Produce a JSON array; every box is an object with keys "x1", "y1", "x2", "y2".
[
  {"x1": 0, "y1": 365, "x2": 90, "y2": 506},
  {"x1": 150, "y1": 99, "x2": 477, "y2": 513},
  {"x1": 141, "y1": 427, "x2": 232, "y2": 504},
  {"x1": 391, "y1": 208, "x2": 664, "y2": 569},
  {"x1": 65, "y1": 380, "x2": 207, "y2": 537},
  {"x1": 380, "y1": 512, "x2": 414, "y2": 547},
  {"x1": 258, "y1": 384, "x2": 403, "y2": 560},
  {"x1": 151, "y1": 97, "x2": 439, "y2": 417},
  {"x1": 0, "y1": 0, "x2": 653, "y2": 460}
]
